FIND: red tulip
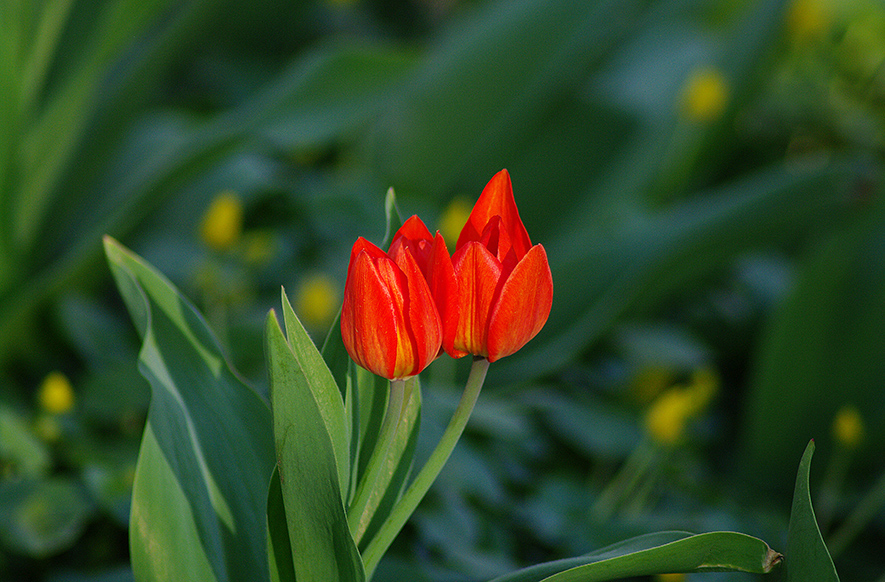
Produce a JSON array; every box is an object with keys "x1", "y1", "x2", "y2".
[
  {"x1": 389, "y1": 216, "x2": 460, "y2": 355},
  {"x1": 341, "y1": 236, "x2": 442, "y2": 380},
  {"x1": 448, "y1": 169, "x2": 552, "y2": 362}
]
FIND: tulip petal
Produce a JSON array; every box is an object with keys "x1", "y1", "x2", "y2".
[
  {"x1": 391, "y1": 246, "x2": 442, "y2": 378},
  {"x1": 426, "y1": 233, "x2": 460, "y2": 357},
  {"x1": 341, "y1": 250, "x2": 400, "y2": 379},
  {"x1": 392, "y1": 215, "x2": 433, "y2": 244},
  {"x1": 486, "y1": 244, "x2": 552, "y2": 362},
  {"x1": 456, "y1": 169, "x2": 531, "y2": 260},
  {"x1": 390, "y1": 216, "x2": 434, "y2": 275},
  {"x1": 450, "y1": 241, "x2": 503, "y2": 358}
]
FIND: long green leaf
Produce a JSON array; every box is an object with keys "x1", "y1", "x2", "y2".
[
  {"x1": 0, "y1": 42, "x2": 415, "y2": 366},
  {"x1": 104, "y1": 236, "x2": 275, "y2": 582},
  {"x1": 489, "y1": 531, "x2": 781, "y2": 582},
  {"x1": 265, "y1": 308, "x2": 365, "y2": 582},
  {"x1": 785, "y1": 441, "x2": 839, "y2": 581},
  {"x1": 280, "y1": 288, "x2": 350, "y2": 500},
  {"x1": 740, "y1": 200, "x2": 885, "y2": 487}
]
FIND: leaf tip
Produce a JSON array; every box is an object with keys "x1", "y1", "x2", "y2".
[{"x1": 764, "y1": 549, "x2": 784, "y2": 572}]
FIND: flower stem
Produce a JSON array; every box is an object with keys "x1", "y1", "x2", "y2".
[
  {"x1": 828, "y1": 463, "x2": 885, "y2": 557},
  {"x1": 591, "y1": 437, "x2": 658, "y2": 522},
  {"x1": 362, "y1": 357, "x2": 490, "y2": 579},
  {"x1": 348, "y1": 377, "x2": 406, "y2": 541}
]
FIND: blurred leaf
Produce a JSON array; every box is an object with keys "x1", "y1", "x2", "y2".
[
  {"x1": 0, "y1": 42, "x2": 415, "y2": 367},
  {"x1": 784, "y1": 441, "x2": 839, "y2": 582},
  {"x1": 364, "y1": 0, "x2": 652, "y2": 198},
  {"x1": 265, "y1": 307, "x2": 365, "y2": 582},
  {"x1": 15, "y1": 0, "x2": 180, "y2": 252},
  {"x1": 0, "y1": 403, "x2": 51, "y2": 477},
  {"x1": 527, "y1": 391, "x2": 641, "y2": 461},
  {"x1": 104, "y1": 236, "x2": 275, "y2": 582},
  {"x1": 489, "y1": 530, "x2": 781, "y2": 582},
  {"x1": 740, "y1": 199, "x2": 885, "y2": 487},
  {"x1": 495, "y1": 159, "x2": 875, "y2": 384},
  {"x1": 0, "y1": 477, "x2": 93, "y2": 558}
]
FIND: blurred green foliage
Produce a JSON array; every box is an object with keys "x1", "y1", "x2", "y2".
[{"x1": 2, "y1": 0, "x2": 885, "y2": 580}]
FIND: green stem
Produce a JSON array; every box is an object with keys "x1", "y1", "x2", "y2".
[
  {"x1": 348, "y1": 377, "x2": 406, "y2": 541},
  {"x1": 828, "y1": 463, "x2": 885, "y2": 557},
  {"x1": 591, "y1": 437, "x2": 658, "y2": 521},
  {"x1": 362, "y1": 356, "x2": 490, "y2": 579}
]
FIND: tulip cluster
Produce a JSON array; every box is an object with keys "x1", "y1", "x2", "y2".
[{"x1": 341, "y1": 169, "x2": 553, "y2": 380}]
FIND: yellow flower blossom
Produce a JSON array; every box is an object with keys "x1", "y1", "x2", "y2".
[
  {"x1": 787, "y1": 0, "x2": 830, "y2": 43},
  {"x1": 38, "y1": 371, "x2": 75, "y2": 415},
  {"x1": 679, "y1": 67, "x2": 730, "y2": 123},
  {"x1": 832, "y1": 405, "x2": 864, "y2": 449},
  {"x1": 295, "y1": 273, "x2": 340, "y2": 330},
  {"x1": 644, "y1": 368, "x2": 717, "y2": 446},
  {"x1": 438, "y1": 197, "x2": 473, "y2": 247},
  {"x1": 656, "y1": 574, "x2": 686, "y2": 582},
  {"x1": 200, "y1": 191, "x2": 243, "y2": 251}
]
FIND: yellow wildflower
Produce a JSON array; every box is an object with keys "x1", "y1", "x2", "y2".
[
  {"x1": 679, "y1": 67, "x2": 730, "y2": 122},
  {"x1": 200, "y1": 191, "x2": 243, "y2": 251},
  {"x1": 438, "y1": 197, "x2": 473, "y2": 247},
  {"x1": 38, "y1": 371, "x2": 75, "y2": 415},
  {"x1": 295, "y1": 273, "x2": 340, "y2": 330},
  {"x1": 645, "y1": 387, "x2": 693, "y2": 445},
  {"x1": 832, "y1": 405, "x2": 864, "y2": 449},
  {"x1": 787, "y1": 0, "x2": 830, "y2": 43},
  {"x1": 645, "y1": 368, "x2": 717, "y2": 446}
]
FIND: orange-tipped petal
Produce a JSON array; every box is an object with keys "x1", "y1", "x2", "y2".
[
  {"x1": 341, "y1": 250, "x2": 400, "y2": 379},
  {"x1": 450, "y1": 241, "x2": 504, "y2": 358},
  {"x1": 486, "y1": 244, "x2": 552, "y2": 362},
  {"x1": 457, "y1": 169, "x2": 531, "y2": 260}
]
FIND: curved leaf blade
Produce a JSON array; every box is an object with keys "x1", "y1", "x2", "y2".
[
  {"x1": 104, "y1": 236, "x2": 275, "y2": 582},
  {"x1": 489, "y1": 531, "x2": 781, "y2": 582},
  {"x1": 785, "y1": 441, "x2": 839, "y2": 582}
]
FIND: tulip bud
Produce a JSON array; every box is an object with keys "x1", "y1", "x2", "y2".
[{"x1": 341, "y1": 237, "x2": 442, "y2": 380}]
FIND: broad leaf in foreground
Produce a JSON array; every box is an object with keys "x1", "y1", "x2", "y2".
[{"x1": 104, "y1": 236, "x2": 275, "y2": 582}]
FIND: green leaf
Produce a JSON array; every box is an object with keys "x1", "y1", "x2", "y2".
[
  {"x1": 280, "y1": 288, "x2": 350, "y2": 500},
  {"x1": 265, "y1": 308, "x2": 365, "y2": 582},
  {"x1": 740, "y1": 201, "x2": 885, "y2": 487},
  {"x1": 495, "y1": 159, "x2": 874, "y2": 384},
  {"x1": 489, "y1": 530, "x2": 781, "y2": 582},
  {"x1": 785, "y1": 441, "x2": 839, "y2": 582},
  {"x1": 104, "y1": 236, "x2": 275, "y2": 582},
  {"x1": 267, "y1": 466, "x2": 295, "y2": 582}
]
